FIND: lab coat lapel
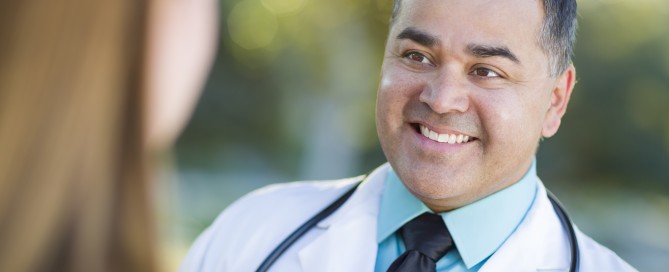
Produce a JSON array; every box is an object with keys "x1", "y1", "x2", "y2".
[
  {"x1": 479, "y1": 180, "x2": 571, "y2": 272},
  {"x1": 297, "y1": 164, "x2": 389, "y2": 272}
]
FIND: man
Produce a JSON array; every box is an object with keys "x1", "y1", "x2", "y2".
[{"x1": 181, "y1": 0, "x2": 636, "y2": 271}]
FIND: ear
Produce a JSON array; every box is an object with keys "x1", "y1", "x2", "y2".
[{"x1": 542, "y1": 64, "x2": 576, "y2": 138}]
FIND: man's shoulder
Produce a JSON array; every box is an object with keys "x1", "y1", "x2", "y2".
[
  {"x1": 493, "y1": 181, "x2": 637, "y2": 271},
  {"x1": 214, "y1": 175, "x2": 362, "y2": 228},
  {"x1": 575, "y1": 229, "x2": 638, "y2": 271},
  {"x1": 180, "y1": 176, "x2": 364, "y2": 271},
  {"x1": 232, "y1": 176, "x2": 362, "y2": 212},
  {"x1": 247, "y1": 176, "x2": 362, "y2": 200}
]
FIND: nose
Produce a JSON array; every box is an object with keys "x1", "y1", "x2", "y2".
[{"x1": 418, "y1": 71, "x2": 470, "y2": 114}]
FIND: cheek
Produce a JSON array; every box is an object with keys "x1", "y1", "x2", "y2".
[
  {"x1": 376, "y1": 82, "x2": 399, "y2": 137},
  {"x1": 477, "y1": 91, "x2": 544, "y2": 145},
  {"x1": 376, "y1": 75, "x2": 395, "y2": 111},
  {"x1": 377, "y1": 64, "x2": 423, "y2": 103},
  {"x1": 376, "y1": 67, "x2": 422, "y2": 149},
  {"x1": 377, "y1": 67, "x2": 414, "y2": 122}
]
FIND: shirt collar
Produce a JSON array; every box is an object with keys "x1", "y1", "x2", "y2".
[{"x1": 377, "y1": 160, "x2": 538, "y2": 269}]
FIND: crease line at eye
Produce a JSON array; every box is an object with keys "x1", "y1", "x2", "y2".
[{"x1": 404, "y1": 51, "x2": 435, "y2": 66}]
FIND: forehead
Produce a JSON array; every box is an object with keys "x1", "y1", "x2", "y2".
[{"x1": 392, "y1": 0, "x2": 546, "y2": 62}]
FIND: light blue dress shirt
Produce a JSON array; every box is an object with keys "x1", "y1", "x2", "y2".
[{"x1": 375, "y1": 161, "x2": 538, "y2": 272}]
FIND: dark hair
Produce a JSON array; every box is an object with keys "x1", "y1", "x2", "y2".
[
  {"x1": 390, "y1": 0, "x2": 578, "y2": 76},
  {"x1": 540, "y1": 0, "x2": 578, "y2": 76}
]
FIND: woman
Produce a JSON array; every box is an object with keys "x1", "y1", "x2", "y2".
[{"x1": 0, "y1": 0, "x2": 217, "y2": 271}]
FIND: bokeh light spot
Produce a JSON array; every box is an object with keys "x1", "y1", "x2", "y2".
[
  {"x1": 228, "y1": 0, "x2": 278, "y2": 49},
  {"x1": 261, "y1": 0, "x2": 307, "y2": 15}
]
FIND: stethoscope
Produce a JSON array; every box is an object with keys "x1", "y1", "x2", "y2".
[{"x1": 256, "y1": 179, "x2": 580, "y2": 272}]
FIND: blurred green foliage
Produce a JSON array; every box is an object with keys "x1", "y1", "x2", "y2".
[
  {"x1": 177, "y1": 0, "x2": 392, "y2": 176},
  {"x1": 540, "y1": 0, "x2": 669, "y2": 190}
]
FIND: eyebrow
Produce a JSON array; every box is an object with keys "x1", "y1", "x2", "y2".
[
  {"x1": 396, "y1": 27, "x2": 521, "y2": 64},
  {"x1": 396, "y1": 27, "x2": 440, "y2": 48},
  {"x1": 466, "y1": 44, "x2": 520, "y2": 64}
]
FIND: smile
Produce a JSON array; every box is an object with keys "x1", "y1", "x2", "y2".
[{"x1": 418, "y1": 124, "x2": 473, "y2": 144}]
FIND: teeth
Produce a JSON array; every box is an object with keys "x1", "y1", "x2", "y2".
[
  {"x1": 419, "y1": 124, "x2": 472, "y2": 145},
  {"x1": 429, "y1": 131, "x2": 438, "y2": 141}
]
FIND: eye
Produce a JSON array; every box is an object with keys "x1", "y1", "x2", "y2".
[
  {"x1": 403, "y1": 51, "x2": 434, "y2": 66},
  {"x1": 471, "y1": 67, "x2": 501, "y2": 78}
]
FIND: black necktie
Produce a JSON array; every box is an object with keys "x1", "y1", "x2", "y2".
[{"x1": 386, "y1": 212, "x2": 454, "y2": 272}]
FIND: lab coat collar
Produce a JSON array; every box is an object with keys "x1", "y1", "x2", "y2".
[
  {"x1": 297, "y1": 163, "x2": 388, "y2": 272},
  {"x1": 479, "y1": 179, "x2": 572, "y2": 271}
]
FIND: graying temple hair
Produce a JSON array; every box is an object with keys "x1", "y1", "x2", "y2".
[{"x1": 390, "y1": 0, "x2": 578, "y2": 76}]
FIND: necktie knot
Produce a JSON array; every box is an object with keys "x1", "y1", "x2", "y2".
[
  {"x1": 387, "y1": 212, "x2": 454, "y2": 272},
  {"x1": 401, "y1": 212, "x2": 453, "y2": 261}
]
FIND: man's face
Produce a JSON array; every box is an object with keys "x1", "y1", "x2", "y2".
[{"x1": 376, "y1": 0, "x2": 575, "y2": 211}]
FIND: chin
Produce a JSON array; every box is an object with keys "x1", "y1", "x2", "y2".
[
  {"x1": 394, "y1": 160, "x2": 472, "y2": 203},
  {"x1": 406, "y1": 178, "x2": 474, "y2": 212},
  {"x1": 409, "y1": 176, "x2": 465, "y2": 199}
]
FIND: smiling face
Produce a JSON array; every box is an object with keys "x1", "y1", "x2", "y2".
[{"x1": 376, "y1": 0, "x2": 576, "y2": 211}]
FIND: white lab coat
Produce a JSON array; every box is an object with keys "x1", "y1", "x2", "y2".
[{"x1": 181, "y1": 163, "x2": 636, "y2": 272}]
